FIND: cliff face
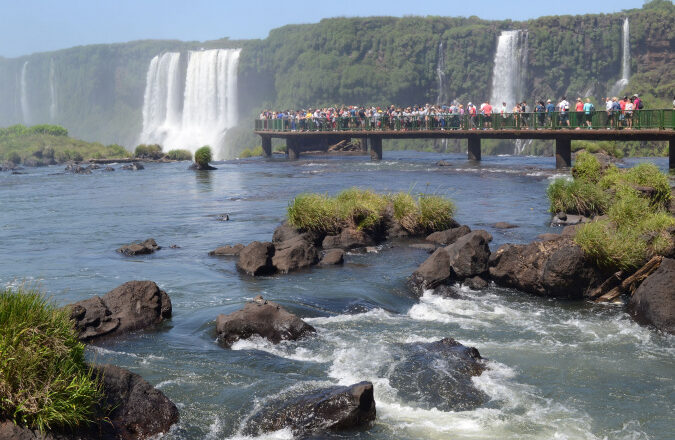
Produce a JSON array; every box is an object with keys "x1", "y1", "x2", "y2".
[{"x1": 0, "y1": 3, "x2": 671, "y2": 149}]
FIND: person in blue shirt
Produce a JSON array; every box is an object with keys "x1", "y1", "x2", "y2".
[
  {"x1": 582, "y1": 98, "x2": 595, "y2": 128},
  {"x1": 545, "y1": 99, "x2": 556, "y2": 127}
]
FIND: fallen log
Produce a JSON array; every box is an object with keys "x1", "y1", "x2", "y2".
[
  {"x1": 595, "y1": 256, "x2": 663, "y2": 303},
  {"x1": 587, "y1": 271, "x2": 624, "y2": 299}
]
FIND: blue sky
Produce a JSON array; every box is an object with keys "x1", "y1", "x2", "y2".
[{"x1": 0, "y1": 0, "x2": 645, "y2": 58}]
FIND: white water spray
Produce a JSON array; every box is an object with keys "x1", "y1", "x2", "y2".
[
  {"x1": 20, "y1": 61, "x2": 30, "y2": 124},
  {"x1": 49, "y1": 59, "x2": 57, "y2": 121},
  {"x1": 139, "y1": 48, "x2": 241, "y2": 159},
  {"x1": 490, "y1": 30, "x2": 528, "y2": 111},
  {"x1": 609, "y1": 18, "x2": 630, "y2": 97},
  {"x1": 436, "y1": 41, "x2": 447, "y2": 105}
]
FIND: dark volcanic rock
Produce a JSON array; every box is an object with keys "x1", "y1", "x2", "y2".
[
  {"x1": 209, "y1": 243, "x2": 245, "y2": 256},
  {"x1": 64, "y1": 163, "x2": 91, "y2": 174},
  {"x1": 319, "y1": 248, "x2": 345, "y2": 265},
  {"x1": 322, "y1": 228, "x2": 376, "y2": 250},
  {"x1": 103, "y1": 166, "x2": 115, "y2": 172},
  {"x1": 68, "y1": 280, "x2": 172, "y2": 341},
  {"x1": 272, "y1": 235, "x2": 319, "y2": 273},
  {"x1": 216, "y1": 296, "x2": 315, "y2": 346},
  {"x1": 117, "y1": 238, "x2": 161, "y2": 256},
  {"x1": 387, "y1": 338, "x2": 487, "y2": 411},
  {"x1": 188, "y1": 163, "x2": 217, "y2": 170},
  {"x1": 236, "y1": 241, "x2": 275, "y2": 275},
  {"x1": 488, "y1": 237, "x2": 603, "y2": 299},
  {"x1": 244, "y1": 381, "x2": 376, "y2": 437},
  {"x1": 426, "y1": 225, "x2": 470, "y2": 245},
  {"x1": 629, "y1": 258, "x2": 675, "y2": 334},
  {"x1": 408, "y1": 231, "x2": 492, "y2": 297},
  {"x1": 121, "y1": 162, "x2": 144, "y2": 170},
  {"x1": 493, "y1": 222, "x2": 518, "y2": 229},
  {"x1": 410, "y1": 243, "x2": 437, "y2": 253},
  {"x1": 464, "y1": 276, "x2": 489, "y2": 290}
]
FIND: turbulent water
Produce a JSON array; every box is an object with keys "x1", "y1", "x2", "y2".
[
  {"x1": 1, "y1": 152, "x2": 672, "y2": 440},
  {"x1": 609, "y1": 18, "x2": 630, "y2": 98},
  {"x1": 139, "y1": 49, "x2": 241, "y2": 160},
  {"x1": 490, "y1": 30, "x2": 528, "y2": 112}
]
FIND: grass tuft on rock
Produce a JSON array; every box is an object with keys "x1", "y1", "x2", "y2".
[
  {"x1": 194, "y1": 145, "x2": 212, "y2": 168},
  {"x1": 287, "y1": 188, "x2": 456, "y2": 235},
  {"x1": 165, "y1": 149, "x2": 192, "y2": 161},
  {"x1": 0, "y1": 286, "x2": 102, "y2": 432},
  {"x1": 572, "y1": 151, "x2": 603, "y2": 183},
  {"x1": 546, "y1": 178, "x2": 610, "y2": 216}
]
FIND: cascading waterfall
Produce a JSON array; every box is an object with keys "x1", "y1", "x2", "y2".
[
  {"x1": 20, "y1": 61, "x2": 30, "y2": 124},
  {"x1": 436, "y1": 41, "x2": 447, "y2": 105},
  {"x1": 490, "y1": 30, "x2": 528, "y2": 111},
  {"x1": 139, "y1": 48, "x2": 241, "y2": 159},
  {"x1": 609, "y1": 18, "x2": 630, "y2": 97},
  {"x1": 49, "y1": 59, "x2": 57, "y2": 121}
]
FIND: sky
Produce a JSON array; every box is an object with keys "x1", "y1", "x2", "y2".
[{"x1": 0, "y1": 0, "x2": 646, "y2": 58}]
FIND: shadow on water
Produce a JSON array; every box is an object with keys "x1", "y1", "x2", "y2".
[{"x1": 194, "y1": 170, "x2": 214, "y2": 192}]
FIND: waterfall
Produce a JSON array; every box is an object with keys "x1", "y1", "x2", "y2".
[
  {"x1": 490, "y1": 30, "x2": 528, "y2": 111},
  {"x1": 139, "y1": 48, "x2": 241, "y2": 159},
  {"x1": 20, "y1": 61, "x2": 30, "y2": 124},
  {"x1": 436, "y1": 41, "x2": 447, "y2": 105},
  {"x1": 609, "y1": 18, "x2": 630, "y2": 97},
  {"x1": 49, "y1": 59, "x2": 57, "y2": 121}
]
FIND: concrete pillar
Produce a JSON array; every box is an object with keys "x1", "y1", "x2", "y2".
[
  {"x1": 467, "y1": 135, "x2": 481, "y2": 161},
  {"x1": 670, "y1": 138, "x2": 674, "y2": 171},
  {"x1": 555, "y1": 137, "x2": 572, "y2": 169},
  {"x1": 369, "y1": 137, "x2": 382, "y2": 160},
  {"x1": 261, "y1": 136, "x2": 272, "y2": 158},
  {"x1": 287, "y1": 138, "x2": 300, "y2": 160}
]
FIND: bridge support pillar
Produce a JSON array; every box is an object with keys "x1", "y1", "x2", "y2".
[
  {"x1": 555, "y1": 138, "x2": 572, "y2": 169},
  {"x1": 261, "y1": 136, "x2": 272, "y2": 158},
  {"x1": 287, "y1": 138, "x2": 300, "y2": 160},
  {"x1": 467, "y1": 135, "x2": 481, "y2": 161},
  {"x1": 670, "y1": 138, "x2": 674, "y2": 171},
  {"x1": 369, "y1": 137, "x2": 382, "y2": 160}
]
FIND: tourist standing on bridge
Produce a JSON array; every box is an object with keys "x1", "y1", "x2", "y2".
[
  {"x1": 535, "y1": 100, "x2": 546, "y2": 128},
  {"x1": 483, "y1": 101, "x2": 493, "y2": 129},
  {"x1": 557, "y1": 97, "x2": 570, "y2": 127},
  {"x1": 521, "y1": 101, "x2": 530, "y2": 128},
  {"x1": 605, "y1": 97, "x2": 615, "y2": 128},
  {"x1": 625, "y1": 97, "x2": 634, "y2": 129},
  {"x1": 546, "y1": 99, "x2": 556, "y2": 127},
  {"x1": 583, "y1": 98, "x2": 595, "y2": 128},
  {"x1": 575, "y1": 98, "x2": 584, "y2": 128}
]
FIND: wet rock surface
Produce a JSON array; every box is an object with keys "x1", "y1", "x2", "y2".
[
  {"x1": 387, "y1": 338, "x2": 487, "y2": 412},
  {"x1": 319, "y1": 248, "x2": 345, "y2": 265},
  {"x1": 493, "y1": 222, "x2": 518, "y2": 229},
  {"x1": 629, "y1": 258, "x2": 675, "y2": 334},
  {"x1": 117, "y1": 238, "x2": 161, "y2": 256},
  {"x1": 216, "y1": 296, "x2": 315, "y2": 346},
  {"x1": 68, "y1": 280, "x2": 172, "y2": 341},
  {"x1": 209, "y1": 243, "x2": 245, "y2": 256},
  {"x1": 322, "y1": 227, "x2": 376, "y2": 250},
  {"x1": 236, "y1": 241, "x2": 276, "y2": 275},
  {"x1": 121, "y1": 162, "x2": 144, "y2": 171},
  {"x1": 425, "y1": 225, "x2": 470, "y2": 245},
  {"x1": 272, "y1": 235, "x2": 319, "y2": 273},
  {"x1": 244, "y1": 381, "x2": 376, "y2": 436}
]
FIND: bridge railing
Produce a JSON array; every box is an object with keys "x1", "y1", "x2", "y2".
[{"x1": 255, "y1": 109, "x2": 675, "y2": 132}]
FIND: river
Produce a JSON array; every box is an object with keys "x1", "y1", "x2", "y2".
[{"x1": 0, "y1": 152, "x2": 672, "y2": 439}]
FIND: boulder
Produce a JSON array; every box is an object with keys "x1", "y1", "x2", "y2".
[
  {"x1": 272, "y1": 222, "x2": 320, "y2": 245},
  {"x1": 117, "y1": 238, "x2": 161, "y2": 256},
  {"x1": 1, "y1": 161, "x2": 18, "y2": 171},
  {"x1": 209, "y1": 243, "x2": 244, "y2": 256},
  {"x1": 426, "y1": 225, "x2": 470, "y2": 245},
  {"x1": 537, "y1": 233, "x2": 562, "y2": 241},
  {"x1": 464, "y1": 276, "x2": 488, "y2": 290},
  {"x1": 188, "y1": 163, "x2": 216, "y2": 170},
  {"x1": 272, "y1": 235, "x2": 319, "y2": 273},
  {"x1": 244, "y1": 381, "x2": 375, "y2": 437},
  {"x1": 319, "y1": 248, "x2": 344, "y2": 265},
  {"x1": 493, "y1": 222, "x2": 518, "y2": 229},
  {"x1": 64, "y1": 163, "x2": 91, "y2": 174},
  {"x1": 408, "y1": 231, "x2": 492, "y2": 297},
  {"x1": 488, "y1": 236, "x2": 603, "y2": 299},
  {"x1": 121, "y1": 162, "x2": 144, "y2": 171},
  {"x1": 216, "y1": 296, "x2": 315, "y2": 346},
  {"x1": 322, "y1": 227, "x2": 375, "y2": 250},
  {"x1": 236, "y1": 241, "x2": 275, "y2": 276},
  {"x1": 550, "y1": 212, "x2": 589, "y2": 226},
  {"x1": 409, "y1": 243, "x2": 437, "y2": 253},
  {"x1": 68, "y1": 280, "x2": 172, "y2": 341},
  {"x1": 103, "y1": 166, "x2": 115, "y2": 172},
  {"x1": 387, "y1": 338, "x2": 487, "y2": 411},
  {"x1": 628, "y1": 258, "x2": 675, "y2": 334}
]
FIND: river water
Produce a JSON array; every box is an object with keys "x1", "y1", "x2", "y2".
[{"x1": 0, "y1": 152, "x2": 672, "y2": 440}]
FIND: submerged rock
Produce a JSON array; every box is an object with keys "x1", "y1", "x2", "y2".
[
  {"x1": 216, "y1": 296, "x2": 315, "y2": 346},
  {"x1": 488, "y1": 236, "x2": 603, "y2": 299},
  {"x1": 121, "y1": 162, "x2": 144, "y2": 171},
  {"x1": 64, "y1": 163, "x2": 91, "y2": 174},
  {"x1": 236, "y1": 241, "x2": 275, "y2": 275},
  {"x1": 493, "y1": 222, "x2": 518, "y2": 229},
  {"x1": 629, "y1": 258, "x2": 675, "y2": 334},
  {"x1": 117, "y1": 238, "x2": 161, "y2": 256},
  {"x1": 322, "y1": 227, "x2": 376, "y2": 250},
  {"x1": 387, "y1": 338, "x2": 487, "y2": 411},
  {"x1": 410, "y1": 243, "x2": 437, "y2": 253},
  {"x1": 103, "y1": 166, "x2": 115, "y2": 172},
  {"x1": 68, "y1": 280, "x2": 172, "y2": 341},
  {"x1": 209, "y1": 243, "x2": 245, "y2": 256},
  {"x1": 244, "y1": 381, "x2": 376, "y2": 436}
]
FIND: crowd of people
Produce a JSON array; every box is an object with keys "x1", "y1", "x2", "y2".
[{"x1": 258, "y1": 93, "x2": 649, "y2": 131}]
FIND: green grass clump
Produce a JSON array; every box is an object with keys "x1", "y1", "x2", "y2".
[
  {"x1": 194, "y1": 145, "x2": 212, "y2": 167},
  {"x1": 239, "y1": 146, "x2": 264, "y2": 159},
  {"x1": 0, "y1": 286, "x2": 102, "y2": 432},
  {"x1": 390, "y1": 192, "x2": 419, "y2": 232},
  {"x1": 287, "y1": 193, "x2": 340, "y2": 233},
  {"x1": 623, "y1": 163, "x2": 671, "y2": 209},
  {"x1": 547, "y1": 178, "x2": 610, "y2": 216},
  {"x1": 134, "y1": 144, "x2": 163, "y2": 159},
  {"x1": 165, "y1": 149, "x2": 192, "y2": 161},
  {"x1": 418, "y1": 195, "x2": 457, "y2": 232},
  {"x1": 572, "y1": 151, "x2": 603, "y2": 183},
  {"x1": 336, "y1": 188, "x2": 389, "y2": 230}
]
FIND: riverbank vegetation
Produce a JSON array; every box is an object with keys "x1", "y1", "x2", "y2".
[
  {"x1": 0, "y1": 286, "x2": 102, "y2": 431},
  {"x1": 287, "y1": 188, "x2": 456, "y2": 235},
  {"x1": 194, "y1": 146, "x2": 213, "y2": 168},
  {"x1": 547, "y1": 152, "x2": 674, "y2": 271},
  {"x1": 0, "y1": 124, "x2": 130, "y2": 165}
]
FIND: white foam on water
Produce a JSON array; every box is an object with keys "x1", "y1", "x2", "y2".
[
  {"x1": 225, "y1": 428, "x2": 294, "y2": 440},
  {"x1": 230, "y1": 336, "x2": 330, "y2": 363},
  {"x1": 305, "y1": 307, "x2": 399, "y2": 325}
]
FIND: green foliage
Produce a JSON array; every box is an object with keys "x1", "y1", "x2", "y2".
[
  {"x1": 134, "y1": 144, "x2": 163, "y2": 159},
  {"x1": 623, "y1": 163, "x2": 671, "y2": 209},
  {"x1": 336, "y1": 188, "x2": 389, "y2": 230},
  {"x1": 105, "y1": 144, "x2": 130, "y2": 158},
  {"x1": 287, "y1": 193, "x2": 340, "y2": 233},
  {"x1": 6, "y1": 151, "x2": 20, "y2": 164},
  {"x1": 390, "y1": 192, "x2": 419, "y2": 232},
  {"x1": 547, "y1": 178, "x2": 610, "y2": 216},
  {"x1": 239, "y1": 146, "x2": 264, "y2": 158},
  {"x1": 572, "y1": 152, "x2": 603, "y2": 183},
  {"x1": 28, "y1": 124, "x2": 68, "y2": 137},
  {"x1": 418, "y1": 195, "x2": 457, "y2": 232},
  {"x1": 164, "y1": 149, "x2": 192, "y2": 161},
  {"x1": 194, "y1": 145, "x2": 212, "y2": 167},
  {"x1": 0, "y1": 286, "x2": 102, "y2": 431}
]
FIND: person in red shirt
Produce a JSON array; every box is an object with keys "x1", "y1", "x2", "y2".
[
  {"x1": 575, "y1": 98, "x2": 584, "y2": 128},
  {"x1": 483, "y1": 101, "x2": 493, "y2": 129},
  {"x1": 619, "y1": 96, "x2": 627, "y2": 127}
]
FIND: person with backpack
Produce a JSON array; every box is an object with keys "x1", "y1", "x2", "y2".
[
  {"x1": 521, "y1": 101, "x2": 530, "y2": 129},
  {"x1": 546, "y1": 99, "x2": 556, "y2": 127},
  {"x1": 583, "y1": 98, "x2": 595, "y2": 128},
  {"x1": 558, "y1": 96, "x2": 570, "y2": 127},
  {"x1": 535, "y1": 100, "x2": 546, "y2": 128}
]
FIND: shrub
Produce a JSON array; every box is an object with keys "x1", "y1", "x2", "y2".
[
  {"x1": 418, "y1": 195, "x2": 457, "y2": 232},
  {"x1": 336, "y1": 188, "x2": 389, "y2": 230},
  {"x1": 70, "y1": 151, "x2": 83, "y2": 162},
  {"x1": 134, "y1": 144, "x2": 163, "y2": 159},
  {"x1": 547, "y1": 178, "x2": 609, "y2": 216},
  {"x1": 287, "y1": 193, "x2": 340, "y2": 233},
  {"x1": 194, "y1": 146, "x2": 212, "y2": 167},
  {"x1": 41, "y1": 146, "x2": 55, "y2": 160},
  {"x1": 390, "y1": 192, "x2": 419, "y2": 232},
  {"x1": 0, "y1": 286, "x2": 102, "y2": 431},
  {"x1": 54, "y1": 151, "x2": 68, "y2": 163},
  {"x1": 165, "y1": 149, "x2": 192, "y2": 161},
  {"x1": 239, "y1": 148, "x2": 253, "y2": 158},
  {"x1": 28, "y1": 124, "x2": 68, "y2": 137},
  {"x1": 623, "y1": 163, "x2": 671, "y2": 209},
  {"x1": 105, "y1": 144, "x2": 129, "y2": 158},
  {"x1": 6, "y1": 151, "x2": 21, "y2": 164},
  {"x1": 572, "y1": 151, "x2": 603, "y2": 183}
]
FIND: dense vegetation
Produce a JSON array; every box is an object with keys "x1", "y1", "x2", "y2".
[
  {"x1": 194, "y1": 145, "x2": 213, "y2": 167},
  {"x1": 0, "y1": 124, "x2": 129, "y2": 164},
  {"x1": 164, "y1": 149, "x2": 192, "y2": 161},
  {"x1": 287, "y1": 188, "x2": 456, "y2": 235},
  {"x1": 547, "y1": 152, "x2": 674, "y2": 271},
  {"x1": 0, "y1": 286, "x2": 102, "y2": 431}
]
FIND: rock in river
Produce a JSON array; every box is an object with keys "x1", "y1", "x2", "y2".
[
  {"x1": 117, "y1": 238, "x2": 161, "y2": 256},
  {"x1": 629, "y1": 257, "x2": 675, "y2": 334},
  {"x1": 68, "y1": 280, "x2": 172, "y2": 341},
  {"x1": 216, "y1": 296, "x2": 315, "y2": 346},
  {"x1": 319, "y1": 248, "x2": 345, "y2": 265},
  {"x1": 236, "y1": 241, "x2": 275, "y2": 275},
  {"x1": 425, "y1": 225, "x2": 470, "y2": 245},
  {"x1": 209, "y1": 243, "x2": 245, "y2": 256},
  {"x1": 244, "y1": 381, "x2": 376, "y2": 437}
]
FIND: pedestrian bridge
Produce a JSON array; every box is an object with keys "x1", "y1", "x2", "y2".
[{"x1": 254, "y1": 109, "x2": 675, "y2": 169}]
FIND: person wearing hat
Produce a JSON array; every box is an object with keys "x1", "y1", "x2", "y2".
[{"x1": 545, "y1": 99, "x2": 555, "y2": 127}]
